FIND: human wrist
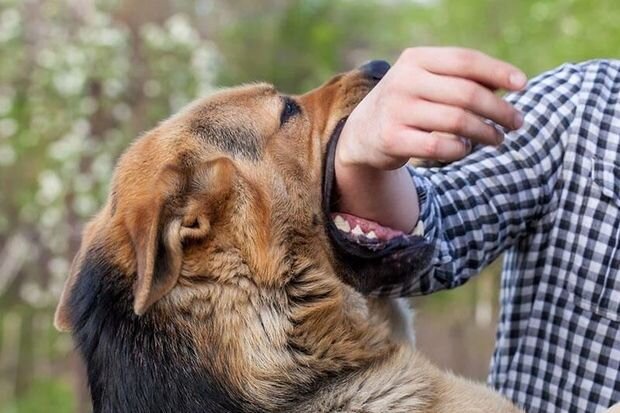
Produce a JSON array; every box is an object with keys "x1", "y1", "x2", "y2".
[{"x1": 334, "y1": 160, "x2": 420, "y2": 233}]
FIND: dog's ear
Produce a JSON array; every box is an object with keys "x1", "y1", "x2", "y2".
[
  {"x1": 130, "y1": 158, "x2": 235, "y2": 316},
  {"x1": 54, "y1": 232, "x2": 90, "y2": 332},
  {"x1": 53, "y1": 157, "x2": 236, "y2": 330}
]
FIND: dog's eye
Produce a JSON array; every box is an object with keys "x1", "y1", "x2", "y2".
[{"x1": 280, "y1": 97, "x2": 300, "y2": 126}]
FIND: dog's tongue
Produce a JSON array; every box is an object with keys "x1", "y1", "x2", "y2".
[{"x1": 330, "y1": 212, "x2": 405, "y2": 242}]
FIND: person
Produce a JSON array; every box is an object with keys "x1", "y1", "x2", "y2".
[{"x1": 334, "y1": 47, "x2": 620, "y2": 413}]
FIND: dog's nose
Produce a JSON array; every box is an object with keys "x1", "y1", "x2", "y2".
[{"x1": 359, "y1": 60, "x2": 391, "y2": 80}]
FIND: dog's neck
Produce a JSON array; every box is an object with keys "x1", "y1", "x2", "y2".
[
  {"x1": 69, "y1": 237, "x2": 415, "y2": 412},
  {"x1": 69, "y1": 246, "x2": 252, "y2": 412},
  {"x1": 190, "y1": 242, "x2": 400, "y2": 385}
]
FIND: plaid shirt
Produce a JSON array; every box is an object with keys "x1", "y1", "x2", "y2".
[{"x1": 388, "y1": 60, "x2": 620, "y2": 412}]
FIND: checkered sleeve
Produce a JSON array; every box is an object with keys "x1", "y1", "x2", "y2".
[{"x1": 392, "y1": 63, "x2": 586, "y2": 296}]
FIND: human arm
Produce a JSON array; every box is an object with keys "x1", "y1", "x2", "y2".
[
  {"x1": 335, "y1": 47, "x2": 527, "y2": 233},
  {"x1": 335, "y1": 51, "x2": 582, "y2": 295}
]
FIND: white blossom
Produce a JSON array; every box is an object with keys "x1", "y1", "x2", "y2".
[
  {"x1": 0, "y1": 8, "x2": 20, "y2": 42},
  {"x1": 0, "y1": 118, "x2": 18, "y2": 138},
  {"x1": 36, "y1": 170, "x2": 64, "y2": 205},
  {"x1": 0, "y1": 144, "x2": 16, "y2": 166},
  {"x1": 0, "y1": 93, "x2": 14, "y2": 116},
  {"x1": 53, "y1": 69, "x2": 86, "y2": 96},
  {"x1": 166, "y1": 14, "x2": 199, "y2": 46}
]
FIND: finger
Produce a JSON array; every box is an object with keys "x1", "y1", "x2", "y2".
[
  {"x1": 401, "y1": 47, "x2": 527, "y2": 91},
  {"x1": 389, "y1": 128, "x2": 471, "y2": 162},
  {"x1": 397, "y1": 100, "x2": 502, "y2": 146},
  {"x1": 412, "y1": 72, "x2": 523, "y2": 130}
]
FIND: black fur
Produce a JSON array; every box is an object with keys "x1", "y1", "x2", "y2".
[
  {"x1": 192, "y1": 121, "x2": 262, "y2": 161},
  {"x1": 68, "y1": 246, "x2": 251, "y2": 413}
]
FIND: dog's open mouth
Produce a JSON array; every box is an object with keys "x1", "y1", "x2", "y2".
[
  {"x1": 321, "y1": 118, "x2": 434, "y2": 296},
  {"x1": 321, "y1": 117, "x2": 413, "y2": 253}
]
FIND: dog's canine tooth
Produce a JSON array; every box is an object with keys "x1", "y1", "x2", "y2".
[
  {"x1": 334, "y1": 215, "x2": 351, "y2": 232},
  {"x1": 351, "y1": 225, "x2": 364, "y2": 236},
  {"x1": 412, "y1": 220, "x2": 425, "y2": 237},
  {"x1": 366, "y1": 230, "x2": 377, "y2": 239}
]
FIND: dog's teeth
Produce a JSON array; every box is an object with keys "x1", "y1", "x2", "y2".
[
  {"x1": 334, "y1": 215, "x2": 351, "y2": 232},
  {"x1": 366, "y1": 230, "x2": 377, "y2": 239},
  {"x1": 412, "y1": 220, "x2": 425, "y2": 237},
  {"x1": 351, "y1": 225, "x2": 364, "y2": 236}
]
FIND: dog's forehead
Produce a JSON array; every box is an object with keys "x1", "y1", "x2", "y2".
[
  {"x1": 186, "y1": 83, "x2": 280, "y2": 119},
  {"x1": 111, "y1": 83, "x2": 288, "y2": 203},
  {"x1": 175, "y1": 83, "x2": 283, "y2": 160}
]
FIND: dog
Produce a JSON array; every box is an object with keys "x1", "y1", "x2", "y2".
[{"x1": 54, "y1": 60, "x2": 524, "y2": 413}]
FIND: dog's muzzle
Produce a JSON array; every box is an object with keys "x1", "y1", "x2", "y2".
[{"x1": 321, "y1": 119, "x2": 434, "y2": 297}]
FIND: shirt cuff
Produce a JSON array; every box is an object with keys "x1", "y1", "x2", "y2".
[
  {"x1": 406, "y1": 165, "x2": 454, "y2": 290},
  {"x1": 406, "y1": 165, "x2": 440, "y2": 242}
]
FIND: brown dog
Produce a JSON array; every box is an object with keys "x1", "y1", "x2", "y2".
[{"x1": 54, "y1": 62, "x2": 524, "y2": 413}]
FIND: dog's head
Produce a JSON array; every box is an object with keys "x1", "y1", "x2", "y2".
[{"x1": 54, "y1": 60, "x2": 395, "y2": 331}]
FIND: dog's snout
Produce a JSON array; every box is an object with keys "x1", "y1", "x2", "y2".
[{"x1": 359, "y1": 60, "x2": 391, "y2": 80}]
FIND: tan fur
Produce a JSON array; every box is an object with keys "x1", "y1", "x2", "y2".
[{"x1": 55, "y1": 67, "x2": 524, "y2": 412}]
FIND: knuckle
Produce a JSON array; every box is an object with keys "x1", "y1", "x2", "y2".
[
  {"x1": 400, "y1": 47, "x2": 414, "y2": 60},
  {"x1": 421, "y1": 137, "x2": 441, "y2": 158},
  {"x1": 382, "y1": 79, "x2": 400, "y2": 96},
  {"x1": 378, "y1": 126, "x2": 398, "y2": 153},
  {"x1": 449, "y1": 110, "x2": 469, "y2": 132},
  {"x1": 462, "y1": 85, "x2": 480, "y2": 105},
  {"x1": 387, "y1": 133, "x2": 406, "y2": 155},
  {"x1": 453, "y1": 49, "x2": 471, "y2": 67},
  {"x1": 452, "y1": 48, "x2": 478, "y2": 70},
  {"x1": 399, "y1": 47, "x2": 420, "y2": 64}
]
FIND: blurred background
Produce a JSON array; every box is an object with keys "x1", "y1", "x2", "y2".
[{"x1": 0, "y1": 0, "x2": 618, "y2": 411}]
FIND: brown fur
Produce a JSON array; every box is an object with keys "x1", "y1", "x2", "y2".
[{"x1": 55, "y1": 67, "x2": 524, "y2": 412}]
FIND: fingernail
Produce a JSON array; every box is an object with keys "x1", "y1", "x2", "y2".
[
  {"x1": 460, "y1": 137, "x2": 472, "y2": 152},
  {"x1": 495, "y1": 129, "x2": 505, "y2": 145},
  {"x1": 509, "y1": 71, "x2": 527, "y2": 88},
  {"x1": 513, "y1": 111, "x2": 524, "y2": 129}
]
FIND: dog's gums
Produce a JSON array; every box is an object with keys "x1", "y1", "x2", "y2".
[{"x1": 331, "y1": 212, "x2": 404, "y2": 241}]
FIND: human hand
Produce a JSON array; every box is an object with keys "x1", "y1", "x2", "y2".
[{"x1": 334, "y1": 48, "x2": 527, "y2": 232}]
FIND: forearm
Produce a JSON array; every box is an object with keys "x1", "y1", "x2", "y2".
[
  {"x1": 332, "y1": 48, "x2": 526, "y2": 237},
  {"x1": 408, "y1": 81, "x2": 575, "y2": 291},
  {"x1": 329, "y1": 47, "x2": 530, "y2": 297}
]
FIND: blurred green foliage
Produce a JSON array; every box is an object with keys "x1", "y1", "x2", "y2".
[
  {"x1": 0, "y1": 0, "x2": 618, "y2": 411},
  {"x1": 211, "y1": 0, "x2": 620, "y2": 92},
  {"x1": 0, "y1": 379, "x2": 74, "y2": 413}
]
